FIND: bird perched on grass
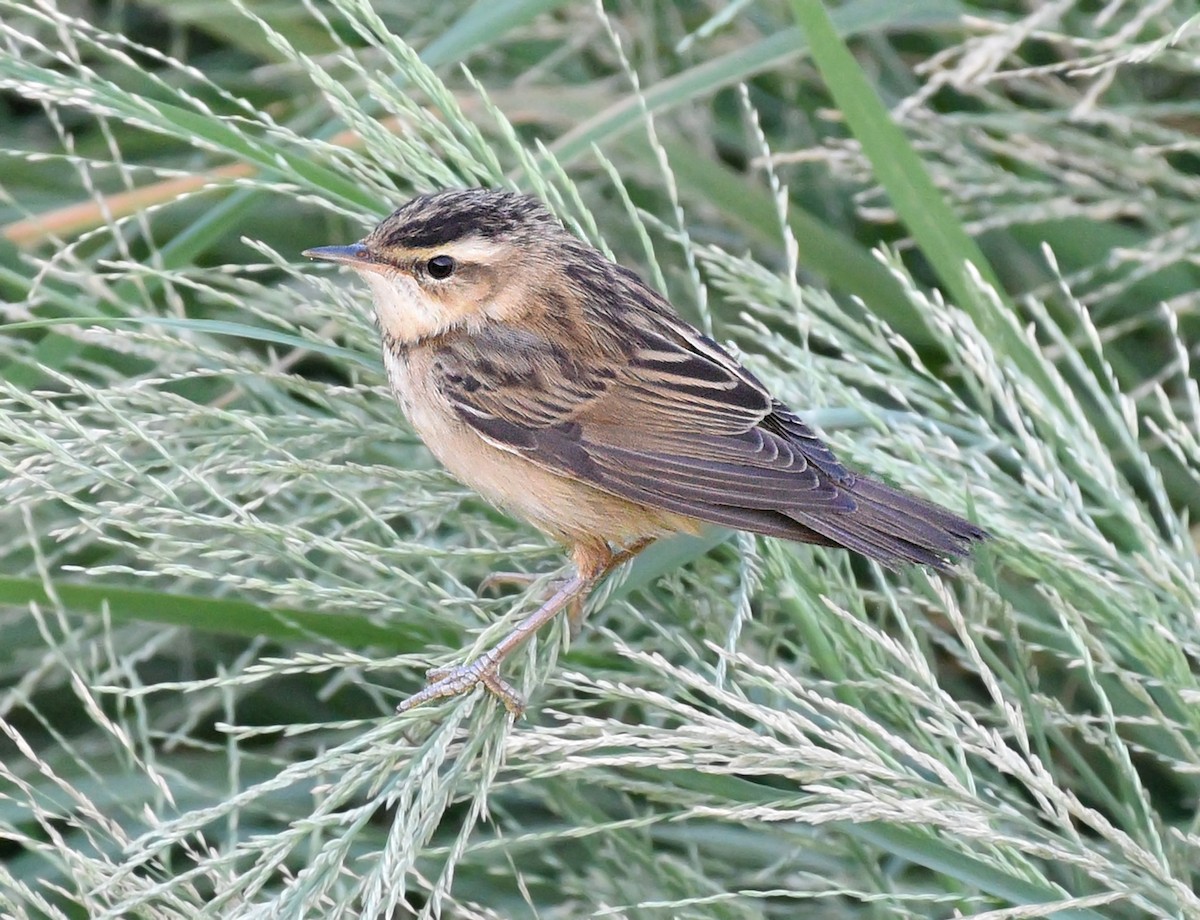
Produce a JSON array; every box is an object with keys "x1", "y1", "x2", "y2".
[{"x1": 303, "y1": 188, "x2": 986, "y2": 716}]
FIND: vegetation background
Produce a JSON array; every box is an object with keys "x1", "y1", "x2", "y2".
[{"x1": 2, "y1": 0, "x2": 1199, "y2": 917}]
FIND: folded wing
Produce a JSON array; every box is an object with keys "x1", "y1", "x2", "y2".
[{"x1": 432, "y1": 308, "x2": 984, "y2": 569}]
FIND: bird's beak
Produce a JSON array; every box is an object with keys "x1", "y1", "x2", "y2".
[{"x1": 302, "y1": 243, "x2": 375, "y2": 268}]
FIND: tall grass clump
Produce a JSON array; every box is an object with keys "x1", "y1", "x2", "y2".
[{"x1": 1, "y1": 1, "x2": 1198, "y2": 917}]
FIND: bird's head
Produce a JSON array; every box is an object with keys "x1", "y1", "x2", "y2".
[{"x1": 303, "y1": 188, "x2": 568, "y2": 345}]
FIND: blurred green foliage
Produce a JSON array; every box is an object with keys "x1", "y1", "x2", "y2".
[{"x1": 2, "y1": 1, "x2": 1199, "y2": 918}]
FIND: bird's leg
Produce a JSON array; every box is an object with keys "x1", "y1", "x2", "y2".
[
  {"x1": 398, "y1": 572, "x2": 593, "y2": 716},
  {"x1": 397, "y1": 539, "x2": 654, "y2": 717},
  {"x1": 479, "y1": 568, "x2": 589, "y2": 644},
  {"x1": 565, "y1": 536, "x2": 654, "y2": 634}
]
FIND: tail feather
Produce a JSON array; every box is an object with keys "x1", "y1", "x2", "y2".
[{"x1": 790, "y1": 476, "x2": 986, "y2": 570}]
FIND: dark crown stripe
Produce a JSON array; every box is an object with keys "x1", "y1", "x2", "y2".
[{"x1": 377, "y1": 189, "x2": 555, "y2": 250}]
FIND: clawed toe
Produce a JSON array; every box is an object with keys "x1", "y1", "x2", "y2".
[{"x1": 396, "y1": 658, "x2": 525, "y2": 717}]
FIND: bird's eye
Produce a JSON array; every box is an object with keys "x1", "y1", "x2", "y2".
[{"x1": 426, "y1": 255, "x2": 456, "y2": 280}]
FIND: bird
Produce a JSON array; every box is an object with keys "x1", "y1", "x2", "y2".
[{"x1": 302, "y1": 188, "x2": 986, "y2": 717}]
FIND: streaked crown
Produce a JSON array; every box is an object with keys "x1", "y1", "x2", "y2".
[{"x1": 367, "y1": 188, "x2": 561, "y2": 253}]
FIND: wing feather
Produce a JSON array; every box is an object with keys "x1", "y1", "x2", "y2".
[{"x1": 426, "y1": 265, "x2": 983, "y2": 568}]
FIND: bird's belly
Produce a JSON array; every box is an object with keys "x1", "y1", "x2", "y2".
[{"x1": 383, "y1": 347, "x2": 685, "y2": 546}]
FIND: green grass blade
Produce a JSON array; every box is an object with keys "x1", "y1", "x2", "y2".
[
  {"x1": 788, "y1": 0, "x2": 1071, "y2": 413},
  {"x1": 552, "y1": 0, "x2": 965, "y2": 166},
  {"x1": 0, "y1": 576, "x2": 422, "y2": 650},
  {"x1": 1, "y1": 315, "x2": 379, "y2": 370}
]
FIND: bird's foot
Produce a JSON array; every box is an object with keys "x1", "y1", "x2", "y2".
[
  {"x1": 397, "y1": 658, "x2": 525, "y2": 717},
  {"x1": 397, "y1": 571, "x2": 597, "y2": 719}
]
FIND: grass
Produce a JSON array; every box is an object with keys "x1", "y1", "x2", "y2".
[{"x1": 1, "y1": 0, "x2": 1199, "y2": 917}]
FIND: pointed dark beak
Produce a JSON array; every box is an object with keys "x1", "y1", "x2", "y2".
[{"x1": 301, "y1": 243, "x2": 374, "y2": 266}]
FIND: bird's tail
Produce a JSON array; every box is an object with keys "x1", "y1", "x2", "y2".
[{"x1": 791, "y1": 477, "x2": 986, "y2": 570}]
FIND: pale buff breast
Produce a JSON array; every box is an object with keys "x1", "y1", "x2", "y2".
[{"x1": 381, "y1": 345, "x2": 688, "y2": 547}]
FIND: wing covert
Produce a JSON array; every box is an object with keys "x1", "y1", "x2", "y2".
[{"x1": 431, "y1": 316, "x2": 856, "y2": 528}]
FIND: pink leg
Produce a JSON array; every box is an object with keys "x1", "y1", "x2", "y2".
[
  {"x1": 396, "y1": 573, "x2": 592, "y2": 717},
  {"x1": 565, "y1": 537, "x2": 653, "y2": 634},
  {"x1": 396, "y1": 538, "x2": 656, "y2": 718}
]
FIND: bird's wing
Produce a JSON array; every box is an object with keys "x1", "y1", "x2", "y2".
[{"x1": 428, "y1": 313, "x2": 860, "y2": 533}]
